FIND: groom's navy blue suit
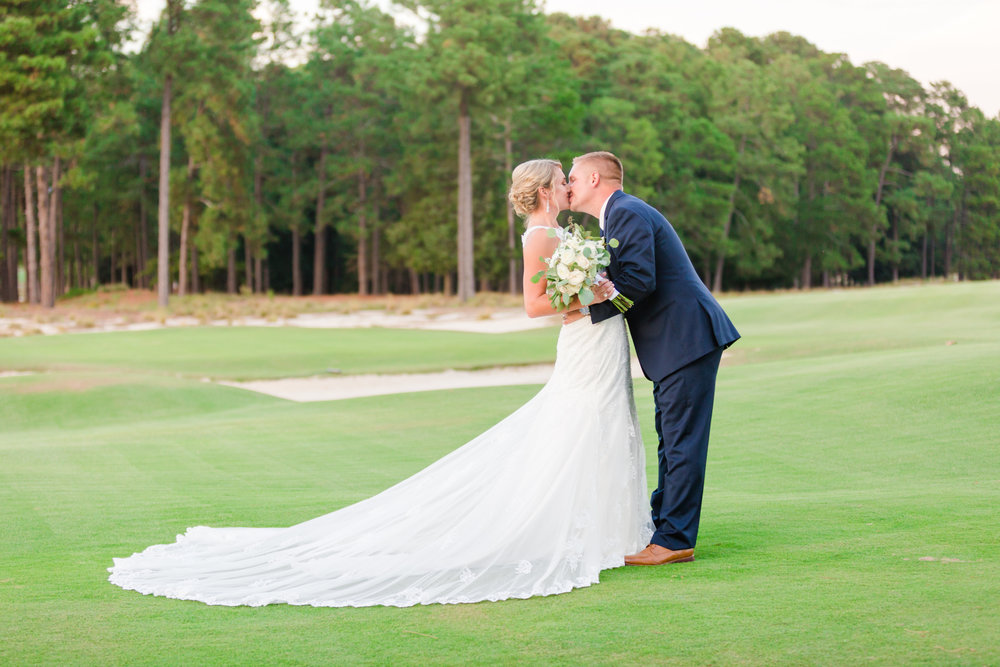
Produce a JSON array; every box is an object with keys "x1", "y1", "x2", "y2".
[{"x1": 590, "y1": 190, "x2": 739, "y2": 551}]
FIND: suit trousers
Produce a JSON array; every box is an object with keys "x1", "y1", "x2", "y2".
[{"x1": 648, "y1": 346, "x2": 724, "y2": 550}]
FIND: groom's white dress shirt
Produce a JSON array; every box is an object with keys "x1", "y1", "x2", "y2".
[
  {"x1": 598, "y1": 195, "x2": 612, "y2": 231},
  {"x1": 596, "y1": 193, "x2": 621, "y2": 301}
]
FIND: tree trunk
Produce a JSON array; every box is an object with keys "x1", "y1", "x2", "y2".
[
  {"x1": 53, "y1": 157, "x2": 63, "y2": 297},
  {"x1": 891, "y1": 210, "x2": 899, "y2": 282},
  {"x1": 121, "y1": 237, "x2": 128, "y2": 286},
  {"x1": 921, "y1": 229, "x2": 928, "y2": 280},
  {"x1": 36, "y1": 165, "x2": 54, "y2": 308},
  {"x1": 253, "y1": 153, "x2": 263, "y2": 294},
  {"x1": 178, "y1": 155, "x2": 194, "y2": 296},
  {"x1": 0, "y1": 166, "x2": 15, "y2": 302},
  {"x1": 944, "y1": 205, "x2": 957, "y2": 277},
  {"x1": 408, "y1": 267, "x2": 419, "y2": 295},
  {"x1": 24, "y1": 166, "x2": 39, "y2": 303},
  {"x1": 292, "y1": 226, "x2": 301, "y2": 296},
  {"x1": 0, "y1": 167, "x2": 5, "y2": 302},
  {"x1": 794, "y1": 179, "x2": 806, "y2": 291},
  {"x1": 190, "y1": 244, "x2": 200, "y2": 293},
  {"x1": 928, "y1": 236, "x2": 937, "y2": 278},
  {"x1": 132, "y1": 207, "x2": 141, "y2": 288},
  {"x1": 956, "y1": 202, "x2": 966, "y2": 281},
  {"x1": 290, "y1": 161, "x2": 301, "y2": 296},
  {"x1": 331, "y1": 232, "x2": 341, "y2": 292},
  {"x1": 371, "y1": 194, "x2": 381, "y2": 295},
  {"x1": 91, "y1": 204, "x2": 99, "y2": 288},
  {"x1": 15, "y1": 169, "x2": 22, "y2": 297},
  {"x1": 712, "y1": 135, "x2": 745, "y2": 293},
  {"x1": 868, "y1": 136, "x2": 897, "y2": 286},
  {"x1": 227, "y1": 245, "x2": 237, "y2": 294},
  {"x1": 801, "y1": 255, "x2": 812, "y2": 289},
  {"x1": 178, "y1": 207, "x2": 187, "y2": 295},
  {"x1": 312, "y1": 148, "x2": 327, "y2": 295},
  {"x1": 456, "y1": 88, "x2": 475, "y2": 301},
  {"x1": 138, "y1": 155, "x2": 149, "y2": 289},
  {"x1": 867, "y1": 238, "x2": 877, "y2": 284},
  {"x1": 109, "y1": 228, "x2": 116, "y2": 284},
  {"x1": 0, "y1": 167, "x2": 8, "y2": 302},
  {"x1": 66, "y1": 215, "x2": 75, "y2": 291},
  {"x1": 357, "y1": 165, "x2": 368, "y2": 296},
  {"x1": 73, "y1": 230, "x2": 82, "y2": 291},
  {"x1": 712, "y1": 176, "x2": 740, "y2": 293},
  {"x1": 157, "y1": 73, "x2": 172, "y2": 306},
  {"x1": 503, "y1": 115, "x2": 518, "y2": 295},
  {"x1": 243, "y1": 238, "x2": 252, "y2": 292}
]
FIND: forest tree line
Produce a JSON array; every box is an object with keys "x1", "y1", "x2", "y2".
[{"x1": 2, "y1": 0, "x2": 999, "y2": 307}]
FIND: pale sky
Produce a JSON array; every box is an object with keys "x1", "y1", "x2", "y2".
[{"x1": 133, "y1": 0, "x2": 1000, "y2": 117}]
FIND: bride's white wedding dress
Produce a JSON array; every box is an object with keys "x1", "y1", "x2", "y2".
[{"x1": 109, "y1": 282, "x2": 653, "y2": 608}]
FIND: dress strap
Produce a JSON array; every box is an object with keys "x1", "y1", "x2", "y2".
[{"x1": 521, "y1": 225, "x2": 561, "y2": 244}]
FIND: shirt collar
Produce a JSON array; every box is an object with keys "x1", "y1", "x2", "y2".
[{"x1": 598, "y1": 194, "x2": 613, "y2": 231}]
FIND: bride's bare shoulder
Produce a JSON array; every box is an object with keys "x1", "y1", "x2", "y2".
[{"x1": 521, "y1": 225, "x2": 560, "y2": 247}]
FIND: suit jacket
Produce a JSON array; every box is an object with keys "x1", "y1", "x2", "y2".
[{"x1": 590, "y1": 190, "x2": 740, "y2": 382}]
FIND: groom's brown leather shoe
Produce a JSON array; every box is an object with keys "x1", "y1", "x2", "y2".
[{"x1": 624, "y1": 544, "x2": 695, "y2": 566}]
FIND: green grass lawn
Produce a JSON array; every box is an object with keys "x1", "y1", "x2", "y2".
[
  {"x1": 0, "y1": 325, "x2": 563, "y2": 379},
  {"x1": 1, "y1": 281, "x2": 998, "y2": 665}
]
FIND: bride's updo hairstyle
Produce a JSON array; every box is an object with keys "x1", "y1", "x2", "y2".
[{"x1": 508, "y1": 159, "x2": 561, "y2": 219}]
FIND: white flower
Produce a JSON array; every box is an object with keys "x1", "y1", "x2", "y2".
[
  {"x1": 575, "y1": 254, "x2": 591, "y2": 269},
  {"x1": 568, "y1": 270, "x2": 586, "y2": 286},
  {"x1": 556, "y1": 263, "x2": 571, "y2": 280}
]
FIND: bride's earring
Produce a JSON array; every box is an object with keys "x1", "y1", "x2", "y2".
[{"x1": 545, "y1": 198, "x2": 550, "y2": 214}]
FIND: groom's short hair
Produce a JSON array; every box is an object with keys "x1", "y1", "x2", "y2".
[{"x1": 573, "y1": 151, "x2": 623, "y2": 186}]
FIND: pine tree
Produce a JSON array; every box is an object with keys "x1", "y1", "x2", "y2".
[{"x1": 399, "y1": 0, "x2": 543, "y2": 300}]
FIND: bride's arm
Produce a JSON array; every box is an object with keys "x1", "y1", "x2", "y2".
[
  {"x1": 521, "y1": 233, "x2": 612, "y2": 318},
  {"x1": 522, "y1": 233, "x2": 572, "y2": 317}
]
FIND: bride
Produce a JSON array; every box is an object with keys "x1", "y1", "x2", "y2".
[{"x1": 107, "y1": 159, "x2": 653, "y2": 607}]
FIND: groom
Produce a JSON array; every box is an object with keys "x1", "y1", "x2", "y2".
[{"x1": 569, "y1": 151, "x2": 740, "y2": 566}]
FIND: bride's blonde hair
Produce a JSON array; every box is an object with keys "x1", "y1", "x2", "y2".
[{"x1": 508, "y1": 159, "x2": 561, "y2": 219}]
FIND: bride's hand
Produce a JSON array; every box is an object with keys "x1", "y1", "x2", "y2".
[{"x1": 590, "y1": 277, "x2": 617, "y2": 304}]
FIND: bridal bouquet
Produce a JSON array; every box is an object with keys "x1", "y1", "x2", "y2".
[{"x1": 531, "y1": 221, "x2": 633, "y2": 313}]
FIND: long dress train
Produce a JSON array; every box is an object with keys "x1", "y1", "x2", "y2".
[{"x1": 108, "y1": 314, "x2": 653, "y2": 607}]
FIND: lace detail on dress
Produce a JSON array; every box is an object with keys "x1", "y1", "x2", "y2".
[{"x1": 108, "y1": 315, "x2": 652, "y2": 608}]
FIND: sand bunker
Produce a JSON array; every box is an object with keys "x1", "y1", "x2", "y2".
[
  {"x1": 2, "y1": 306, "x2": 652, "y2": 401},
  {"x1": 220, "y1": 358, "x2": 647, "y2": 402}
]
